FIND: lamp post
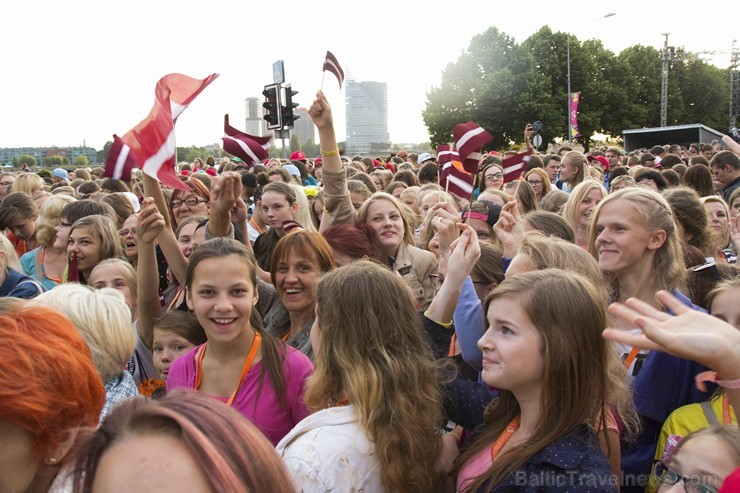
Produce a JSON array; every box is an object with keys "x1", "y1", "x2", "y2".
[{"x1": 567, "y1": 13, "x2": 616, "y2": 144}]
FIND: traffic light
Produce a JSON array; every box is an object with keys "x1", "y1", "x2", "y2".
[
  {"x1": 262, "y1": 83, "x2": 282, "y2": 130},
  {"x1": 282, "y1": 84, "x2": 300, "y2": 128}
]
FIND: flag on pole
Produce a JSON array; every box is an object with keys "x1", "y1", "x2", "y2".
[
  {"x1": 569, "y1": 92, "x2": 581, "y2": 140},
  {"x1": 222, "y1": 115, "x2": 271, "y2": 165},
  {"x1": 452, "y1": 122, "x2": 493, "y2": 174},
  {"x1": 436, "y1": 144, "x2": 460, "y2": 165},
  {"x1": 104, "y1": 134, "x2": 137, "y2": 181},
  {"x1": 322, "y1": 51, "x2": 344, "y2": 89},
  {"x1": 120, "y1": 73, "x2": 219, "y2": 191},
  {"x1": 441, "y1": 160, "x2": 474, "y2": 199},
  {"x1": 502, "y1": 149, "x2": 533, "y2": 183}
]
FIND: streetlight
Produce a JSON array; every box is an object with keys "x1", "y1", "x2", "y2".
[{"x1": 567, "y1": 13, "x2": 616, "y2": 144}]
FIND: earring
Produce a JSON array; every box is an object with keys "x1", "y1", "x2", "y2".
[{"x1": 46, "y1": 457, "x2": 58, "y2": 465}]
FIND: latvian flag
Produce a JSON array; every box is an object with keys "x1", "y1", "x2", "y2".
[
  {"x1": 452, "y1": 122, "x2": 493, "y2": 174},
  {"x1": 323, "y1": 51, "x2": 344, "y2": 89},
  {"x1": 441, "y1": 160, "x2": 474, "y2": 199},
  {"x1": 436, "y1": 144, "x2": 459, "y2": 165},
  {"x1": 120, "y1": 73, "x2": 219, "y2": 191},
  {"x1": 222, "y1": 115, "x2": 271, "y2": 165},
  {"x1": 104, "y1": 134, "x2": 137, "y2": 181},
  {"x1": 502, "y1": 149, "x2": 533, "y2": 183}
]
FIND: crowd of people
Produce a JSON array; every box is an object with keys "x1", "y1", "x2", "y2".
[{"x1": 1, "y1": 89, "x2": 739, "y2": 492}]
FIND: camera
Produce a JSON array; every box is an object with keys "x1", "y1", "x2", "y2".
[{"x1": 530, "y1": 121, "x2": 543, "y2": 134}]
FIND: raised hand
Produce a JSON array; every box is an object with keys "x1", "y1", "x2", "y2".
[
  {"x1": 493, "y1": 200, "x2": 523, "y2": 258},
  {"x1": 307, "y1": 90, "x2": 333, "y2": 131},
  {"x1": 603, "y1": 290, "x2": 740, "y2": 379},
  {"x1": 136, "y1": 198, "x2": 166, "y2": 244}
]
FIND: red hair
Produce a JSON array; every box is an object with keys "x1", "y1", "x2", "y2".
[
  {"x1": 0, "y1": 306, "x2": 104, "y2": 458},
  {"x1": 322, "y1": 223, "x2": 376, "y2": 260},
  {"x1": 168, "y1": 178, "x2": 211, "y2": 227}
]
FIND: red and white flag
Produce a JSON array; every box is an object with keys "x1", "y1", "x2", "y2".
[
  {"x1": 436, "y1": 144, "x2": 460, "y2": 165},
  {"x1": 502, "y1": 149, "x2": 533, "y2": 183},
  {"x1": 222, "y1": 115, "x2": 271, "y2": 165},
  {"x1": 441, "y1": 160, "x2": 474, "y2": 199},
  {"x1": 104, "y1": 134, "x2": 137, "y2": 181},
  {"x1": 120, "y1": 73, "x2": 219, "y2": 191},
  {"x1": 322, "y1": 51, "x2": 344, "y2": 89},
  {"x1": 453, "y1": 122, "x2": 493, "y2": 174}
]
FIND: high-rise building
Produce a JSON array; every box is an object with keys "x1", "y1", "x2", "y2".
[
  {"x1": 244, "y1": 97, "x2": 269, "y2": 137},
  {"x1": 292, "y1": 108, "x2": 314, "y2": 145},
  {"x1": 345, "y1": 80, "x2": 389, "y2": 155}
]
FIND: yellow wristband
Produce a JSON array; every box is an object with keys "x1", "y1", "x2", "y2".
[{"x1": 321, "y1": 148, "x2": 340, "y2": 157}]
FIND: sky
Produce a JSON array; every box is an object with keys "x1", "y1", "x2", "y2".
[{"x1": 1, "y1": 0, "x2": 736, "y2": 152}]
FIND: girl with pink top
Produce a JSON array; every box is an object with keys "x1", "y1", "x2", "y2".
[{"x1": 166, "y1": 237, "x2": 313, "y2": 445}]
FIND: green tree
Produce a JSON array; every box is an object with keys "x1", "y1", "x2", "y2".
[
  {"x1": 43, "y1": 156, "x2": 64, "y2": 167},
  {"x1": 17, "y1": 154, "x2": 36, "y2": 168},
  {"x1": 98, "y1": 141, "x2": 113, "y2": 164},
  {"x1": 672, "y1": 58, "x2": 729, "y2": 130},
  {"x1": 290, "y1": 133, "x2": 300, "y2": 153},
  {"x1": 73, "y1": 155, "x2": 89, "y2": 167}
]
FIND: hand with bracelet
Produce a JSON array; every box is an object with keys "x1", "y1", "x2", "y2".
[{"x1": 307, "y1": 90, "x2": 341, "y2": 171}]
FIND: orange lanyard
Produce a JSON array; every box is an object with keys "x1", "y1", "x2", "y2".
[
  {"x1": 250, "y1": 217, "x2": 264, "y2": 235},
  {"x1": 194, "y1": 332, "x2": 261, "y2": 407},
  {"x1": 448, "y1": 333, "x2": 458, "y2": 357},
  {"x1": 166, "y1": 285, "x2": 185, "y2": 312},
  {"x1": 39, "y1": 247, "x2": 63, "y2": 284},
  {"x1": 624, "y1": 347, "x2": 640, "y2": 370},
  {"x1": 330, "y1": 396, "x2": 350, "y2": 408},
  {"x1": 490, "y1": 416, "x2": 521, "y2": 462},
  {"x1": 723, "y1": 393, "x2": 732, "y2": 425}
]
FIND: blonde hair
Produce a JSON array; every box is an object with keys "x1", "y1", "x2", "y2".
[
  {"x1": 562, "y1": 151, "x2": 587, "y2": 187},
  {"x1": 561, "y1": 181, "x2": 607, "y2": 232},
  {"x1": 35, "y1": 194, "x2": 76, "y2": 247},
  {"x1": 0, "y1": 234, "x2": 22, "y2": 272},
  {"x1": 13, "y1": 173, "x2": 45, "y2": 196},
  {"x1": 588, "y1": 187, "x2": 687, "y2": 294},
  {"x1": 36, "y1": 284, "x2": 137, "y2": 380},
  {"x1": 357, "y1": 192, "x2": 415, "y2": 246},
  {"x1": 288, "y1": 183, "x2": 317, "y2": 232},
  {"x1": 89, "y1": 259, "x2": 138, "y2": 308},
  {"x1": 307, "y1": 261, "x2": 447, "y2": 491}
]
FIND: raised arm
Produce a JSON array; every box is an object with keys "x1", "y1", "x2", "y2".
[
  {"x1": 135, "y1": 198, "x2": 166, "y2": 350},
  {"x1": 307, "y1": 91, "x2": 355, "y2": 230},
  {"x1": 141, "y1": 173, "x2": 172, "y2": 231}
]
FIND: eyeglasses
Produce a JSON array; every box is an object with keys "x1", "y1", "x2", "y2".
[
  {"x1": 485, "y1": 173, "x2": 504, "y2": 181},
  {"x1": 652, "y1": 460, "x2": 719, "y2": 493},
  {"x1": 527, "y1": 180, "x2": 544, "y2": 186},
  {"x1": 0, "y1": 181, "x2": 13, "y2": 188},
  {"x1": 171, "y1": 197, "x2": 207, "y2": 209}
]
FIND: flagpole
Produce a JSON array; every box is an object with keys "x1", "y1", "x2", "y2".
[{"x1": 320, "y1": 71, "x2": 325, "y2": 92}]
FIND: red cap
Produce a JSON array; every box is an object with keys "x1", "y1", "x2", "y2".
[
  {"x1": 588, "y1": 155, "x2": 610, "y2": 171},
  {"x1": 205, "y1": 167, "x2": 217, "y2": 176},
  {"x1": 290, "y1": 151, "x2": 307, "y2": 161},
  {"x1": 313, "y1": 156, "x2": 323, "y2": 168},
  {"x1": 385, "y1": 163, "x2": 396, "y2": 173}
]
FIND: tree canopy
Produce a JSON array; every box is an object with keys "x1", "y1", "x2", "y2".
[{"x1": 422, "y1": 26, "x2": 730, "y2": 152}]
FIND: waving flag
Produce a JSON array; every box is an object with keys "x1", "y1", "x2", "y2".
[
  {"x1": 120, "y1": 73, "x2": 219, "y2": 191},
  {"x1": 441, "y1": 160, "x2": 474, "y2": 199},
  {"x1": 502, "y1": 149, "x2": 533, "y2": 183},
  {"x1": 453, "y1": 122, "x2": 493, "y2": 174},
  {"x1": 104, "y1": 134, "x2": 137, "y2": 181},
  {"x1": 222, "y1": 115, "x2": 271, "y2": 165},
  {"x1": 322, "y1": 51, "x2": 345, "y2": 89},
  {"x1": 436, "y1": 144, "x2": 460, "y2": 165},
  {"x1": 569, "y1": 92, "x2": 581, "y2": 140}
]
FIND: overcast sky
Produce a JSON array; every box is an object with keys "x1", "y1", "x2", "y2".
[{"x1": 1, "y1": 0, "x2": 736, "y2": 151}]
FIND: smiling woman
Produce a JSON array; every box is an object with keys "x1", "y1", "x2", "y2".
[{"x1": 265, "y1": 230, "x2": 336, "y2": 360}]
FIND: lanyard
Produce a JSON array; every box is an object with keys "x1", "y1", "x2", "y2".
[
  {"x1": 624, "y1": 347, "x2": 640, "y2": 369},
  {"x1": 194, "y1": 332, "x2": 261, "y2": 407},
  {"x1": 723, "y1": 393, "x2": 732, "y2": 425},
  {"x1": 490, "y1": 416, "x2": 521, "y2": 462},
  {"x1": 166, "y1": 285, "x2": 185, "y2": 312}
]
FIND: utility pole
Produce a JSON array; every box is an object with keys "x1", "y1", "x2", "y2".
[
  {"x1": 660, "y1": 33, "x2": 688, "y2": 128},
  {"x1": 730, "y1": 39, "x2": 739, "y2": 132}
]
